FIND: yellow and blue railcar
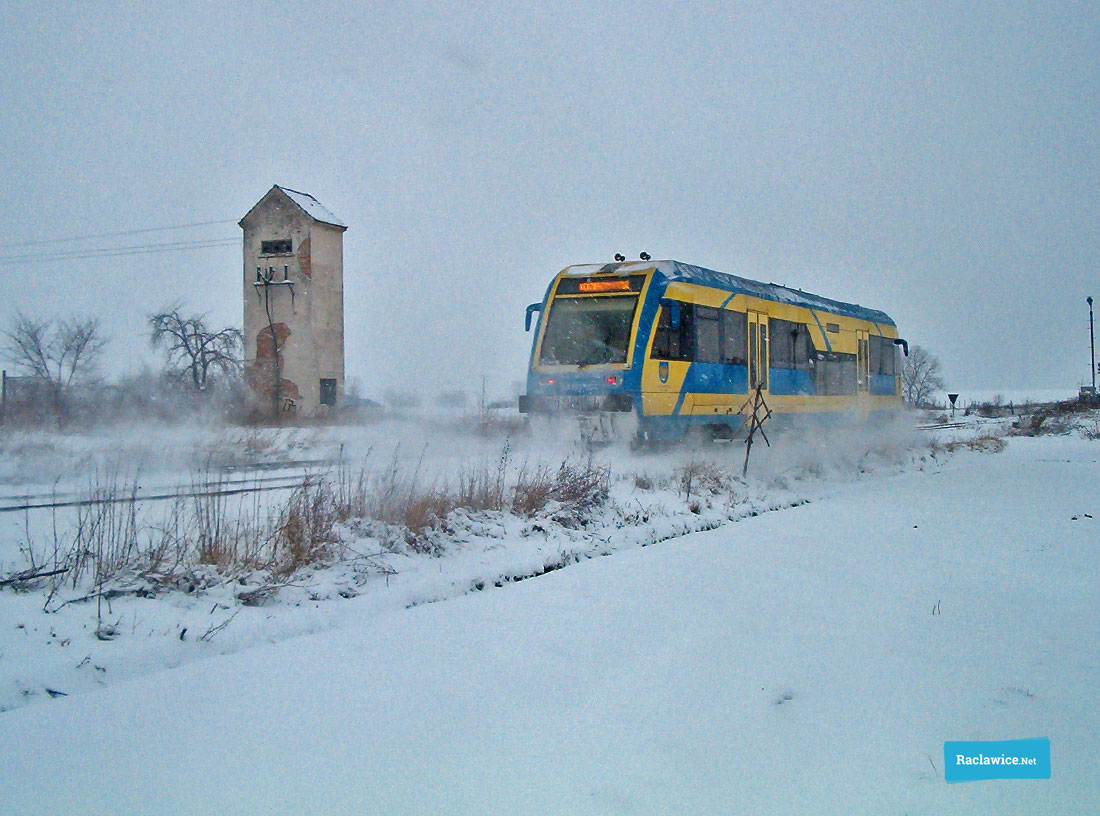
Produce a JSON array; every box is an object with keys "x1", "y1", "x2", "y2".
[{"x1": 519, "y1": 259, "x2": 907, "y2": 441}]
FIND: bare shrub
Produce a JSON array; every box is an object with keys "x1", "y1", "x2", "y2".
[
  {"x1": 358, "y1": 448, "x2": 453, "y2": 549},
  {"x1": 189, "y1": 474, "x2": 269, "y2": 572},
  {"x1": 510, "y1": 463, "x2": 558, "y2": 515},
  {"x1": 455, "y1": 443, "x2": 510, "y2": 511},
  {"x1": 677, "y1": 459, "x2": 734, "y2": 499},
  {"x1": 397, "y1": 493, "x2": 454, "y2": 543},
  {"x1": 333, "y1": 449, "x2": 368, "y2": 521},
  {"x1": 1007, "y1": 411, "x2": 1073, "y2": 437},
  {"x1": 270, "y1": 478, "x2": 339, "y2": 576},
  {"x1": 939, "y1": 435, "x2": 1007, "y2": 454},
  {"x1": 513, "y1": 459, "x2": 609, "y2": 517}
]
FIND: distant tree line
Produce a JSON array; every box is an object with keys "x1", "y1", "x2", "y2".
[
  {"x1": 2, "y1": 305, "x2": 246, "y2": 428},
  {"x1": 4, "y1": 303, "x2": 948, "y2": 426}
]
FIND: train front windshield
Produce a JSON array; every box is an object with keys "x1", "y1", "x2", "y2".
[{"x1": 538, "y1": 295, "x2": 639, "y2": 366}]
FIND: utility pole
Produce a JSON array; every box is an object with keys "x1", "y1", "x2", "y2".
[{"x1": 1089, "y1": 296, "x2": 1096, "y2": 392}]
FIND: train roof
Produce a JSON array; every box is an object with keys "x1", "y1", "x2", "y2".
[{"x1": 560, "y1": 260, "x2": 896, "y2": 327}]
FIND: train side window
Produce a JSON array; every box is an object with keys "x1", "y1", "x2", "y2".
[
  {"x1": 794, "y1": 328, "x2": 810, "y2": 369},
  {"x1": 882, "y1": 337, "x2": 897, "y2": 376},
  {"x1": 868, "y1": 335, "x2": 897, "y2": 376},
  {"x1": 652, "y1": 301, "x2": 694, "y2": 361},
  {"x1": 839, "y1": 358, "x2": 856, "y2": 394},
  {"x1": 749, "y1": 326, "x2": 758, "y2": 386},
  {"x1": 869, "y1": 335, "x2": 884, "y2": 375},
  {"x1": 813, "y1": 352, "x2": 827, "y2": 393},
  {"x1": 695, "y1": 306, "x2": 720, "y2": 363},
  {"x1": 720, "y1": 310, "x2": 747, "y2": 364},
  {"x1": 770, "y1": 318, "x2": 792, "y2": 369},
  {"x1": 814, "y1": 351, "x2": 858, "y2": 395},
  {"x1": 770, "y1": 318, "x2": 809, "y2": 370},
  {"x1": 759, "y1": 322, "x2": 769, "y2": 390}
]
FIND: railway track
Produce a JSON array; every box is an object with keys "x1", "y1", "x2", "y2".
[
  {"x1": 0, "y1": 459, "x2": 336, "y2": 514},
  {"x1": 915, "y1": 416, "x2": 1010, "y2": 431}
]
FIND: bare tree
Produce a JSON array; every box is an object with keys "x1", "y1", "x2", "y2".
[
  {"x1": 2, "y1": 312, "x2": 107, "y2": 424},
  {"x1": 3, "y1": 313, "x2": 105, "y2": 386},
  {"x1": 901, "y1": 344, "x2": 945, "y2": 406},
  {"x1": 149, "y1": 306, "x2": 243, "y2": 394}
]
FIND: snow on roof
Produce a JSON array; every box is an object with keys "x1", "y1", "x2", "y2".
[
  {"x1": 561, "y1": 259, "x2": 895, "y2": 325},
  {"x1": 276, "y1": 186, "x2": 347, "y2": 229}
]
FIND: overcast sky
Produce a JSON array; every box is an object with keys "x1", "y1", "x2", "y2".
[{"x1": 1, "y1": 1, "x2": 1097, "y2": 400}]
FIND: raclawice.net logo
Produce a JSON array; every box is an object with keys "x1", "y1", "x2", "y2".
[{"x1": 944, "y1": 738, "x2": 1051, "y2": 782}]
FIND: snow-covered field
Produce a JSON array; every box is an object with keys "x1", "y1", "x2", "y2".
[
  {"x1": 934, "y1": 388, "x2": 1083, "y2": 411},
  {"x1": 0, "y1": 411, "x2": 1097, "y2": 813}
]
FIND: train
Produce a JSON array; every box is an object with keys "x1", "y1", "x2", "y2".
[{"x1": 519, "y1": 258, "x2": 908, "y2": 442}]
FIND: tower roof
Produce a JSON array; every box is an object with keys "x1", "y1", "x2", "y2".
[{"x1": 239, "y1": 185, "x2": 347, "y2": 230}]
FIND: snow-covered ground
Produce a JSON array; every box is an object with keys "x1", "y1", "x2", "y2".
[
  {"x1": 0, "y1": 412, "x2": 1097, "y2": 813},
  {"x1": 0, "y1": 413, "x2": 928, "y2": 713}
]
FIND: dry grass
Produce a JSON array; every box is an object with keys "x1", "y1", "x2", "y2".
[
  {"x1": 512, "y1": 460, "x2": 609, "y2": 517},
  {"x1": 4, "y1": 440, "x2": 613, "y2": 600},
  {"x1": 1007, "y1": 411, "x2": 1076, "y2": 437},
  {"x1": 455, "y1": 443, "x2": 510, "y2": 511},
  {"x1": 361, "y1": 445, "x2": 609, "y2": 549},
  {"x1": 269, "y1": 479, "x2": 339, "y2": 576},
  {"x1": 676, "y1": 459, "x2": 736, "y2": 499},
  {"x1": 938, "y1": 435, "x2": 1007, "y2": 454}
]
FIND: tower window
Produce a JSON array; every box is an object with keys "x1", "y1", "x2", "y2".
[
  {"x1": 261, "y1": 239, "x2": 293, "y2": 255},
  {"x1": 320, "y1": 378, "x2": 337, "y2": 406}
]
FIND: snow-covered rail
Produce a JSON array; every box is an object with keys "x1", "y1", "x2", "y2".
[{"x1": 0, "y1": 462, "x2": 336, "y2": 514}]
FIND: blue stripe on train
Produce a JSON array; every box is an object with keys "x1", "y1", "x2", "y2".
[
  {"x1": 686, "y1": 362, "x2": 748, "y2": 394},
  {"x1": 679, "y1": 367, "x2": 894, "y2": 398},
  {"x1": 768, "y1": 369, "x2": 813, "y2": 395},
  {"x1": 681, "y1": 365, "x2": 811, "y2": 397}
]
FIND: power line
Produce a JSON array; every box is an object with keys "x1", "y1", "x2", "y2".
[
  {"x1": 5, "y1": 219, "x2": 239, "y2": 249},
  {"x1": 0, "y1": 237, "x2": 240, "y2": 266}
]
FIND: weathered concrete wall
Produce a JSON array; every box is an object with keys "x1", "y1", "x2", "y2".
[
  {"x1": 240, "y1": 187, "x2": 345, "y2": 418},
  {"x1": 309, "y1": 222, "x2": 345, "y2": 400}
]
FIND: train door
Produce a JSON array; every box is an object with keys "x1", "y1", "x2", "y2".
[
  {"x1": 747, "y1": 311, "x2": 769, "y2": 393},
  {"x1": 856, "y1": 329, "x2": 870, "y2": 394}
]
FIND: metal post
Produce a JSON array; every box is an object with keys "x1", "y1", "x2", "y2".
[{"x1": 1089, "y1": 296, "x2": 1096, "y2": 392}]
